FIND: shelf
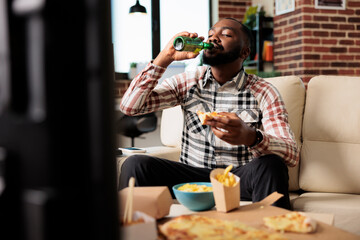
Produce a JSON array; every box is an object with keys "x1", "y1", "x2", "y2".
[{"x1": 245, "y1": 13, "x2": 274, "y2": 73}]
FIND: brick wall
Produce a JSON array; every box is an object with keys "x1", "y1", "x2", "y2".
[
  {"x1": 218, "y1": 0, "x2": 252, "y2": 20},
  {"x1": 274, "y1": 0, "x2": 360, "y2": 84},
  {"x1": 114, "y1": 80, "x2": 131, "y2": 98}
]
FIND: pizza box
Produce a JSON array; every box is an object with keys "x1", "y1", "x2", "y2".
[
  {"x1": 159, "y1": 192, "x2": 359, "y2": 240},
  {"x1": 119, "y1": 186, "x2": 172, "y2": 220},
  {"x1": 120, "y1": 211, "x2": 157, "y2": 240},
  {"x1": 210, "y1": 168, "x2": 240, "y2": 212}
]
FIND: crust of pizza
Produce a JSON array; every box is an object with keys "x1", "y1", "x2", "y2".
[
  {"x1": 196, "y1": 110, "x2": 225, "y2": 125},
  {"x1": 263, "y1": 212, "x2": 317, "y2": 233},
  {"x1": 159, "y1": 215, "x2": 288, "y2": 240}
]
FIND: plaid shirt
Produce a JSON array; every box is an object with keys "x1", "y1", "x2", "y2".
[{"x1": 120, "y1": 62, "x2": 299, "y2": 168}]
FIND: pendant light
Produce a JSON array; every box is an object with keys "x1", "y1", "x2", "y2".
[{"x1": 129, "y1": 0, "x2": 147, "y2": 15}]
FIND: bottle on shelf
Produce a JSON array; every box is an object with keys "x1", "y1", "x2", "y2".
[{"x1": 173, "y1": 36, "x2": 213, "y2": 53}]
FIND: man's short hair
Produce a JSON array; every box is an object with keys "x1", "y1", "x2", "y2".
[{"x1": 224, "y1": 17, "x2": 254, "y2": 49}]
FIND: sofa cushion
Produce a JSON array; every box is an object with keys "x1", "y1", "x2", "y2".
[
  {"x1": 265, "y1": 76, "x2": 305, "y2": 191},
  {"x1": 291, "y1": 192, "x2": 360, "y2": 235},
  {"x1": 160, "y1": 105, "x2": 183, "y2": 148},
  {"x1": 300, "y1": 76, "x2": 360, "y2": 194}
]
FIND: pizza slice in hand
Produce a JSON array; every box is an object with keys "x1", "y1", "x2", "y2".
[
  {"x1": 197, "y1": 110, "x2": 225, "y2": 125},
  {"x1": 263, "y1": 212, "x2": 317, "y2": 233}
]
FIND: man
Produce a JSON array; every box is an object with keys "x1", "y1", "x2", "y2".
[{"x1": 119, "y1": 18, "x2": 299, "y2": 209}]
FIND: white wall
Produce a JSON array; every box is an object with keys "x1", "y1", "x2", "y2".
[{"x1": 252, "y1": 0, "x2": 275, "y2": 16}]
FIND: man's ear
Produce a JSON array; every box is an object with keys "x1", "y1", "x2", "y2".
[{"x1": 240, "y1": 47, "x2": 250, "y2": 60}]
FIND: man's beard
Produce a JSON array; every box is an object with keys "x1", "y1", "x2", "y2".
[{"x1": 202, "y1": 45, "x2": 242, "y2": 66}]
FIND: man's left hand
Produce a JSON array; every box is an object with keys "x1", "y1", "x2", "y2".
[{"x1": 204, "y1": 112, "x2": 256, "y2": 146}]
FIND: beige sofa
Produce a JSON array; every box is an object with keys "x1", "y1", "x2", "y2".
[{"x1": 118, "y1": 75, "x2": 360, "y2": 235}]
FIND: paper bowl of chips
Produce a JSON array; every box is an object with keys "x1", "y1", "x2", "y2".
[{"x1": 172, "y1": 182, "x2": 215, "y2": 211}]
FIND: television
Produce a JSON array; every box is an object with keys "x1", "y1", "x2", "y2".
[{"x1": 0, "y1": 1, "x2": 119, "y2": 239}]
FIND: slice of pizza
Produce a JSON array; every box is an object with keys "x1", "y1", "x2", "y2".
[
  {"x1": 263, "y1": 211, "x2": 317, "y2": 233},
  {"x1": 159, "y1": 215, "x2": 288, "y2": 240},
  {"x1": 196, "y1": 110, "x2": 225, "y2": 125}
]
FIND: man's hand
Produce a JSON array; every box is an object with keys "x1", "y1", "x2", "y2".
[
  {"x1": 153, "y1": 32, "x2": 204, "y2": 68},
  {"x1": 204, "y1": 112, "x2": 257, "y2": 146}
]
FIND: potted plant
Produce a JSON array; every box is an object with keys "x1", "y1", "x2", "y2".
[{"x1": 128, "y1": 62, "x2": 137, "y2": 79}]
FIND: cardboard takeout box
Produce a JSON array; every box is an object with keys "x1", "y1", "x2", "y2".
[
  {"x1": 210, "y1": 168, "x2": 240, "y2": 212},
  {"x1": 120, "y1": 211, "x2": 157, "y2": 240},
  {"x1": 160, "y1": 192, "x2": 358, "y2": 240},
  {"x1": 119, "y1": 186, "x2": 172, "y2": 220}
]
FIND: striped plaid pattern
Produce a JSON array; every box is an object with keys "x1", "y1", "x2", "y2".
[{"x1": 119, "y1": 62, "x2": 299, "y2": 168}]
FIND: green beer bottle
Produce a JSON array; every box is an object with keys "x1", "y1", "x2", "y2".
[{"x1": 173, "y1": 36, "x2": 214, "y2": 53}]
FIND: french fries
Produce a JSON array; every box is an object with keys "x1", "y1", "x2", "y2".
[{"x1": 215, "y1": 165, "x2": 237, "y2": 187}]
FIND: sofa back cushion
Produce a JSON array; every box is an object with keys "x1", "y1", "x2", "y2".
[
  {"x1": 300, "y1": 76, "x2": 360, "y2": 194},
  {"x1": 265, "y1": 76, "x2": 305, "y2": 191},
  {"x1": 161, "y1": 105, "x2": 183, "y2": 147}
]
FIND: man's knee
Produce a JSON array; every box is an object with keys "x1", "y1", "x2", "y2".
[
  {"x1": 119, "y1": 155, "x2": 155, "y2": 189},
  {"x1": 121, "y1": 154, "x2": 153, "y2": 172},
  {"x1": 253, "y1": 155, "x2": 288, "y2": 174}
]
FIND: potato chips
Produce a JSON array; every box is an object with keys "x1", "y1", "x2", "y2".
[{"x1": 177, "y1": 183, "x2": 213, "y2": 192}]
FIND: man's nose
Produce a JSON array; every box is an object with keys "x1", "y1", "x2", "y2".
[{"x1": 209, "y1": 34, "x2": 220, "y2": 43}]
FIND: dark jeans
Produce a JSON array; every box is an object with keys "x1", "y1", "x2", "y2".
[{"x1": 119, "y1": 154, "x2": 291, "y2": 210}]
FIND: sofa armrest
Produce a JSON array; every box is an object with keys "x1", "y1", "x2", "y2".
[{"x1": 116, "y1": 146, "x2": 181, "y2": 187}]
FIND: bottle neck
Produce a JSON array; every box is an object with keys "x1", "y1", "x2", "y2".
[{"x1": 203, "y1": 42, "x2": 214, "y2": 49}]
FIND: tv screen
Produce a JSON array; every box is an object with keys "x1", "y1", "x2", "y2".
[{"x1": 0, "y1": 1, "x2": 119, "y2": 239}]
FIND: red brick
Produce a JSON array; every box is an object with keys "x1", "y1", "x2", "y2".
[
  {"x1": 293, "y1": 23, "x2": 303, "y2": 30},
  {"x1": 304, "y1": 23, "x2": 320, "y2": 28},
  {"x1": 303, "y1": 30, "x2": 312, "y2": 36},
  {"x1": 314, "y1": 31, "x2": 329, "y2": 37},
  {"x1": 289, "y1": 32, "x2": 301, "y2": 39},
  {"x1": 322, "y1": 55, "x2": 337, "y2": 60},
  {"x1": 313, "y1": 46, "x2": 330, "y2": 52},
  {"x1": 339, "y1": 39, "x2": 355, "y2": 45},
  {"x1": 289, "y1": 17, "x2": 300, "y2": 24},
  {"x1": 331, "y1": 62, "x2": 347, "y2": 67},
  {"x1": 349, "y1": 62, "x2": 360, "y2": 67},
  {"x1": 302, "y1": 15, "x2": 312, "y2": 21},
  {"x1": 339, "y1": 55, "x2": 355, "y2": 60},
  {"x1": 339, "y1": 24, "x2": 355, "y2": 30},
  {"x1": 322, "y1": 39, "x2": 337, "y2": 45},
  {"x1": 274, "y1": 29, "x2": 282, "y2": 35},
  {"x1": 304, "y1": 54, "x2": 320, "y2": 60},
  {"x1": 314, "y1": 16, "x2": 329, "y2": 22},
  {"x1": 340, "y1": 9, "x2": 355, "y2": 15},
  {"x1": 331, "y1": 32, "x2": 346, "y2": 37},
  {"x1": 289, "y1": 63, "x2": 298, "y2": 68},
  {"x1": 279, "y1": 35, "x2": 287, "y2": 41},
  {"x1": 348, "y1": 1, "x2": 360, "y2": 7},
  {"x1": 330, "y1": 47, "x2": 347, "y2": 53},
  {"x1": 321, "y1": 24, "x2": 338, "y2": 29},
  {"x1": 304, "y1": 38, "x2": 320, "y2": 44},
  {"x1": 321, "y1": 69, "x2": 338, "y2": 75},
  {"x1": 303, "y1": 46, "x2": 313, "y2": 51},
  {"x1": 349, "y1": 47, "x2": 360, "y2": 52},
  {"x1": 314, "y1": 62, "x2": 330, "y2": 67},
  {"x1": 349, "y1": 17, "x2": 360, "y2": 23},
  {"x1": 303, "y1": 62, "x2": 314, "y2": 68},
  {"x1": 348, "y1": 32, "x2": 360, "y2": 38},
  {"x1": 285, "y1": 26, "x2": 293, "y2": 32},
  {"x1": 330, "y1": 17, "x2": 346, "y2": 22},
  {"x1": 321, "y1": 9, "x2": 337, "y2": 14},
  {"x1": 338, "y1": 69, "x2": 355, "y2": 75},
  {"x1": 302, "y1": 7, "x2": 320, "y2": 13}
]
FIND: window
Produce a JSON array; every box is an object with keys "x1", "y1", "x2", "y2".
[{"x1": 111, "y1": 0, "x2": 212, "y2": 76}]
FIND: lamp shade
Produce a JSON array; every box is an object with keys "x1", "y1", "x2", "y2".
[{"x1": 129, "y1": 0, "x2": 147, "y2": 14}]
